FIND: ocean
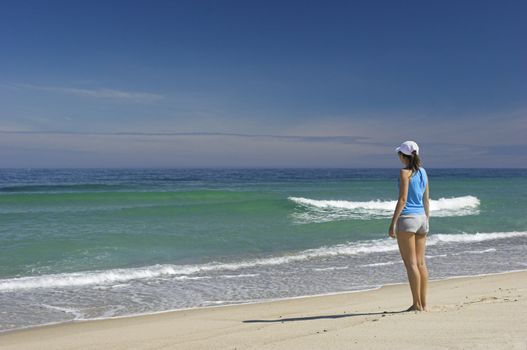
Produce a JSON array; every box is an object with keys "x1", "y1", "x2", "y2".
[{"x1": 1, "y1": 168, "x2": 526, "y2": 331}]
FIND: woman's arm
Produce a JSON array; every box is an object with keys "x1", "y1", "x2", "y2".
[
  {"x1": 389, "y1": 169, "x2": 410, "y2": 238},
  {"x1": 423, "y1": 180, "x2": 430, "y2": 219}
]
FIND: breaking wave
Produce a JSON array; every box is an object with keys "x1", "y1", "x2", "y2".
[
  {"x1": 289, "y1": 195, "x2": 480, "y2": 223},
  {"x1": 1, "y1": 231, "x2": 524, "y2": 292}
]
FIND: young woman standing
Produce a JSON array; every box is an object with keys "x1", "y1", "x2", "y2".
[{"x1": 389, "y1": 141, "x2": 430, "y2": 312}]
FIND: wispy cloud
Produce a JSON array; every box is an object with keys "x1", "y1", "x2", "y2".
[
  {"x1": 12, "y1": 84, "x2": 164, "y2": 103},
  {"x1": 0, "y1": 130, "x2": 369, "y2": 144}
]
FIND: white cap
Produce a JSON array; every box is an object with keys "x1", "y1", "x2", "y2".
[{"x1": 395, "y1": 141, "x2": 419, "y2": 156}]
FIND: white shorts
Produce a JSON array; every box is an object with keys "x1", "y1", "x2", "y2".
[{"x1": 396, "y1": 214, "x2": 429, "y2": 235}]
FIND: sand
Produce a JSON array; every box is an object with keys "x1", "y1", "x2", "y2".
[{"x1": 1, "y1": 270, "x2": 526, "y2": 350}]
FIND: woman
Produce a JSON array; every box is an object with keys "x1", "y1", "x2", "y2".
[{"x1": 389, "y1": 141, "x2": 430, "y2": 312}]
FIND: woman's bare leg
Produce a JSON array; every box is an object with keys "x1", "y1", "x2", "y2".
[
  {"x1": 397, "y1": 232, "x2": 422, "y2": 311},
  {"x1": 415, "y1": 233, "x2": 428, "y2": 311}
]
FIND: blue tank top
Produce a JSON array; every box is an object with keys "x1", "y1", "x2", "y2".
[{"x1": 399, "y1": 167, "x2": 427, "y2": 215}]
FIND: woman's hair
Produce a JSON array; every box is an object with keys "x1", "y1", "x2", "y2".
[{"x1": 398, "y1": 151, "x2": 421, "y2": 173}]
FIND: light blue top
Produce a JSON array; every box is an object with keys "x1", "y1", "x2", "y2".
[{"x1": 399, "y1": 167, "x2": 428, "y2": 215}]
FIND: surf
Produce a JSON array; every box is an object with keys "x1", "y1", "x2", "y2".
[
  {"x1": 2, "y1": 230, "x2": 524, "y2": 292},
  {"x1": 289, "y1": 195, "x2": 480, "y2": 223}
]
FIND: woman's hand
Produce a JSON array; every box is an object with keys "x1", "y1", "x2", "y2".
[{"x1": 389, "y1": 223, "x2": 396, "y2": 238}]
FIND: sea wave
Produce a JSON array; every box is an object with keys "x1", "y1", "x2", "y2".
[
  {"x1": 313, "y1": 266, "x2": 350, "y2": 271},
  {"x1": 0, "y1": 184, "x2": 125, "y2": 193},
  {"x1": 1, "y1": 231, "x2": 525, "y2": 291},
  {"x1": 0, "y1": 190, "x2": 260, "y2": 215},
  {"x1": 360, "y1": 261, "x2": 399, "y2": 267},
  {"x1": 463, "y1": 248, "x2": 497, "y2": 254},
  {"x1": 289, "y1": 195, "x2": 480, "y2": 223}
]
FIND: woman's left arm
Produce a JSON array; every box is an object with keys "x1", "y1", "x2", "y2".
[
  {"x1": 389, "y1": 169, "x2": 410, "y2": 238},
  {"x1": 423, "y1": 180, "x2": 430, "y2": 219}
]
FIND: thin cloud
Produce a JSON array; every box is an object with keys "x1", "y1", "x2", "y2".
[
  {"x1": 0, "y1": 130, "x2": 369, "y2": 144},
  {"x1": 13, "y1": 84, "x2": 163, "y2": 103}
]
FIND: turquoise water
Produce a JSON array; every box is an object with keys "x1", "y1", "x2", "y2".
[{"x1": 1, "y1": 168, "x2": 526, "y2": 330}]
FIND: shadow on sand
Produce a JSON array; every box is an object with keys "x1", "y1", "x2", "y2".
[{"x1": 243, "y1": 310, "x2": 408, "y2": 323}]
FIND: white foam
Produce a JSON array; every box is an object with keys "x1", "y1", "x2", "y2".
[
  {"x1": 201, "y1": 300, "x2": 228, "y2": 306},
  {"x1": 1, "y1": 231, "x2": 525, "y2": 292},
  {"x1": 463, "y1": 248, "x2": 497, "y2": 254},
  {"x1": 289, "y1": 195, "x2": 480, "y2": 223},
  {"x1": 217, "y1": 273, "x2": 260, "y2": 279},
  {"x1": 428, "y1": 232, "x2": 527, "y2": 244},
  {"x1": 360, "y1": 261, "x2": 399, "y2": 267},
  {"x1": 313, "y1": 266, "x2": 349, "y2": 271},
  {"x1": 425, "y1": 248, "x2": 497, "y2": 259},
  {"x1": 174, "y1": 276, "x2": 212, "y2": 281},
  {"x1": 39, "y1": 304, "x2": 84, "y2": 319},
  {"x1": 290, "y1": 197, "x2": 398, "y2": 211},
  {"x1": 426, "y1": 254, "x2": 448, "y2": 259}
]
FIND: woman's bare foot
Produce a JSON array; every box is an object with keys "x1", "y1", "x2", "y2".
[{"x1": 406, "y1": 304, "x2": 423, "y2": 312}]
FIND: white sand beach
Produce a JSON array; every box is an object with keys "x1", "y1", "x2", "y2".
[{"x1": 1, "y1": 270, "x2": 525, "y2": 350}]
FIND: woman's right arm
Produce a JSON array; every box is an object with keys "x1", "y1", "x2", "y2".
[{"x1": 389, "y1": 169, "x2": 410, "y2": 238}]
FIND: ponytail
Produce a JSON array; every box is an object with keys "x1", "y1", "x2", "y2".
[{"x1": 399, "y1": 151, "x2": 421, "y2": 173}]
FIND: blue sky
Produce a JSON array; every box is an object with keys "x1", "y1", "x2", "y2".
[{"x1": 1, "y1": 0, "x2": 526, "y2": 167}]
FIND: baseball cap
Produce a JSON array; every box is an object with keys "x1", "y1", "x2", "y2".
[{"x1": 395, "y1": 141, "x2": 419, "y2": 156}]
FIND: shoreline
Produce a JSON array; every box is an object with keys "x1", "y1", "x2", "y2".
[
  {"x1": 2, "y1": 268, "x2": 527, "y2": 335},
  {"x1": 1, "y1": 270, "x2": 526, "y2": 349},
  {"x1": 2, "y1": 268, "x2": 526, "y2": 335}
]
